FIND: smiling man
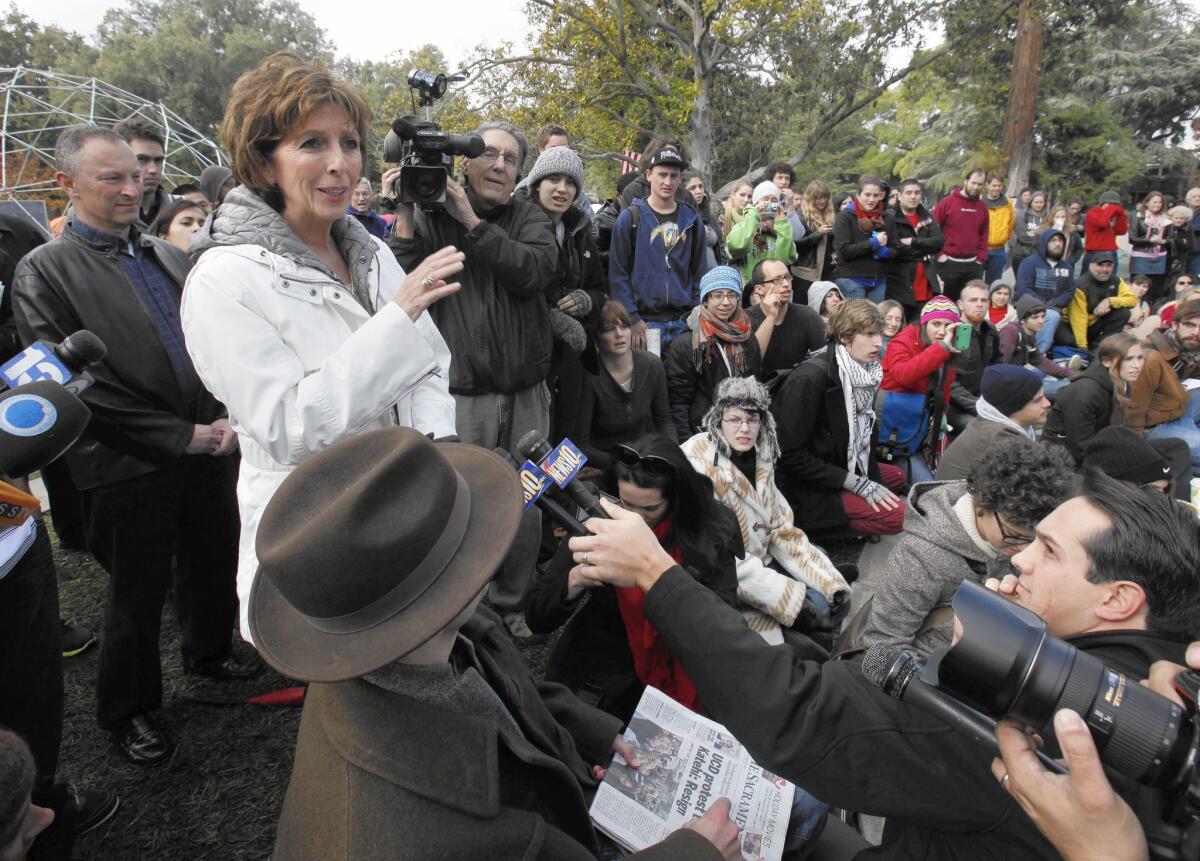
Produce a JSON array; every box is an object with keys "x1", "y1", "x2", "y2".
[
  {"x1": 389, "y1": 120, "x2": 558, "y2": 644},
  {"x1": 13, "y1": 125, "x2": 251, "y2": 767}
]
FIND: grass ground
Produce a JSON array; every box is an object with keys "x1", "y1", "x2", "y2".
[{"x1": 52, "y1": 522, "x2": 860, "y2": 859}]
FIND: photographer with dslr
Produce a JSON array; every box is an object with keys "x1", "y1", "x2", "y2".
[
  {"x1": 568, "y1": 472, "x2": 1200, "y2": 858},
  {"x1": 389, "y1": 118, "x2": 558, "y2": 642}
]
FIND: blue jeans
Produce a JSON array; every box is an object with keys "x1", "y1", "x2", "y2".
[
  {"x1": 1041, "y1": 374, "x2": 1071, "y2": 398},
  {"x1": 1146, "y1": 388, "x2": 1200, "y2": 472},
  {"x1": 835, "y1": 277, "x2": 885, "y2": 303},
  {"x1": 1036, "y1": 308, "x2": 1062, "y2": 355},
  {"x1": 985, "y1": 249, "x2": 1007, "y2": 285},
  {"x1": 645, "y1": 316, "x2": 690, "y2": 350},
  {"x1": 784, "y1": 788, "x2": 830, "y2": 855}
]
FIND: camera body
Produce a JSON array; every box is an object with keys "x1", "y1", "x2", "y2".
[{"x1": 382, "y1": 115, "x2": 484, "y2": 207}]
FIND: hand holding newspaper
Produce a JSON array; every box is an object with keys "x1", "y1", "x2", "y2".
[{"x1": 589, "y1": 686, "x2": 794, "y2": 861}]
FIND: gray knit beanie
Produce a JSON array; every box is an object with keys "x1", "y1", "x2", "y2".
[
  {"x1": 525, "y1": 145, "x2": 585, "y2": 202},
  {"x1": 701, "y1": 377, "x2": 780, "y2": 465}
]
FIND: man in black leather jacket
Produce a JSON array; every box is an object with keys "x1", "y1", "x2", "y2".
[
  {"x1": 571, "y1": 471, "x2": 1199, "y2": 859},
  {"x1": 13, "y1": 125, "x2": 256, "y2": 768}
]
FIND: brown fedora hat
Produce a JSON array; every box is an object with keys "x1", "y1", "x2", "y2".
[{"x1": 248, "y1": 427, "x2": 521, "y2": 682}]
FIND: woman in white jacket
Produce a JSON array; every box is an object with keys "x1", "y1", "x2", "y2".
[
  {"x1": 682, "y1": 376, "x2": 851, "y2": 646},
  {"x1": 181, "y1": 53, "x2": 464, "y2": 642}
]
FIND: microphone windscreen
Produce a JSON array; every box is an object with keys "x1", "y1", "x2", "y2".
[
  {"x1": 517, "y1": 429, "x2": 552, "y2": 462},
  {"x1": 58, "y1": 330, "x2": 107, "y2": 369},
  {"x1": 861, "y1": 645, "x2": 900, "y2": 690},
  {"x1": 0, "y1": 380, "x2": 90, "y2": 476}
]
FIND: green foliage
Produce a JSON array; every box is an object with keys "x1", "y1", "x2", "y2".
[{"x1": 1034, "y1": 98, "x2": 1142, "y2": 199}]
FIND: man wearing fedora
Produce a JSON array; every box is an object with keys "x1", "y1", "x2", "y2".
[{"x1": 251, "y1": 427, "x2": 739, "y2": 860}]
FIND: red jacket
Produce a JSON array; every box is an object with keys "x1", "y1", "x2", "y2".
[
  {"x1": 881, "y1": 323, "x2": 956, "y2": 405},
  {"x1": 1083, "y1": 203, "x2": 1129, "y2": 251},
  {"x1": 931, "y1": 188, "x2": 989, "y2": 262}
]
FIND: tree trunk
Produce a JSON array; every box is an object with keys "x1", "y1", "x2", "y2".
[
  {"x1": 1000, "y1": 0, "x2": 1043, "y2": 195},
  {"x1": 690, "y1": 72, "x2": 714, "y2": 180}
]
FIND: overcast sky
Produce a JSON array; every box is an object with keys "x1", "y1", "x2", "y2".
[{"x1": 13, "y1": 0, "x2": 534, "y2": 67}]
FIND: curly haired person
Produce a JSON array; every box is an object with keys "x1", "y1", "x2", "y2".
[{"x1": 859, "y1": 439, "x2": 1075, "y2": 658}]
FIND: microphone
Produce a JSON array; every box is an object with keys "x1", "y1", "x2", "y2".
[
  {"x1": 494, "y1": 448, "x2": 590, "y2": 537},
  {"x1": 862, "y1": 646, "x2": 1068, "y2": 775},
  {"x1": 517, "y1": 430, "x2": 608, "y2": 521},
  {"x1": 0, "y1": 330, "x2": 108, "y2": 395},
  {"x1": 0, "y1": 380, "x2": 91, "y2": 477}
]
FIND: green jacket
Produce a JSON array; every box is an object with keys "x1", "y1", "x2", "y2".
[{"x1": 724, "y1": 205, "x2": 797, "y2": 284}]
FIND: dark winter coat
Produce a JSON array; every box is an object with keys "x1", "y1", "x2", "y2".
[
  {"x1": 772, "y1": 347, "x2": 883, "y2": 534},
  {"x1": 1014, "y1": 229, "x2": 1075, "y2": 309},
  {"x1": 949, "y1": 319, "x2": 1001, "y2": 413},
  {"x1": 640, "y1": 564, "x2": 1187, "y2": 860},
  {"x1": 575, "y1": 349, "x2": 676, "y2": 475},
  {"x1": 882, "y1": 202, "x2": 945, "y2": 307},
  {"x1": 791, "y1": 211, "x2": 834, "y2": 282},
  {"x1": 664, "y1": 316, "x2": 762, "y2": 439},
  {"x1": 271, "y1": 607, "x2": 720, "y2": 861},
  {"x1": 390, "y1": 189, "x2": 558, "y2": 395},
  {"x1": 832, "y1": 201, "x2": 888, "y2": 281},
  {"x1": 1041, "y1": 361, "x2": 1116, "y2": 462}
]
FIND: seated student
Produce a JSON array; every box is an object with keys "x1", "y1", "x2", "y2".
[
  {"x1": 877, "y1": 299, "x2": 905, "y2": 359},
  {"x1": 947, "y1": 280, "x2": 1002, "y2": 432},
  {"x1": 526, "y1": 433, "x2": 739, "y2": 719},
  {"x1": 861, "y1": 440, "x2": 1074, "y2": 658},
  {"x1": 1065, "y1": 251, "x2": 1137, "y2": 351},
  {"x1": 880, "y1": 295, "x2": 962, "y2": 481},
  {"x1": 744, "y1": 259, "x2": 827, "y2": 374},
  {"x1": 987, "y1": 281, "x2": 1016, "y2": 331},
  {"x1": 576, "y1": 301, "x2": 676, "y2": 480},
  {"x1": 1082, "y1": 425, "x2": 1190, "y2": 501},
  {"x1": 999, "y1": 295, "x2": 1077, "y2": 397},
  {"x1": 1126, "y1": 274, "x2": 1152, "y2": 330},
  {"x1": 682, "y1": 377, "x2": 852, "y2": 647},
  {"x1": 0, "y1": 729, "x2": 56, "y2": 861},
  {"x1": 935, "y1": 365, "x2": 1050, "y2": 481},
  {"x1": 1014, "y1": 227, "x2": 1075, "y2": 355},
  {"x1": 255, "y1": 429, "x2": 740, "y2": 861},
  {"x1": 665, "y1": 266, "x2": 762, "y2": 439},
  {"x1": 774, "y1": 299, "x2": 907, "y2": 537},
  {"x1": 806, "y1": 281, "x2": 843, "y2": 333},
  {"x1": 571, "y1": 470, "x2": 1200, "y2": 859},
  {"x1": 1043, "y1": 333, "x2": 1143, "y2": 462}
]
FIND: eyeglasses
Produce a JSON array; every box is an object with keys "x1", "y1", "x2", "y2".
[
  {"x1": 475, "y1": 148, "x2": 520, "y2": 170},
  {"x1": 760, "y1": 275, "x2": 791, "y2": 287},
  {"x1": 993, "y1": 512, "x2": 1034, "y2": 547},
  {"x1": 721, "y1": 416, "x2": 761, "y2": 429},
  {"x1": 615, "y1": 444, "x2": 673, "y2": 476}
]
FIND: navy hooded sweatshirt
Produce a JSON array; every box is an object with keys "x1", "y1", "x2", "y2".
[
  {"x1": 608, "y1": 196, "x2": 708, "y2": 323},
  {"x1": 1014, "y1": 229, "x2": 1075, "y2": 309}
]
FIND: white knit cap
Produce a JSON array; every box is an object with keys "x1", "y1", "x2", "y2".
[{"x1": 752, "y1": 181, "x2": 781, "y2": 204}]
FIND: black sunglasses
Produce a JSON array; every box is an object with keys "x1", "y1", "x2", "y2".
[{"x1": 615, "y1": 444, "x2": 673, "y2": 476}]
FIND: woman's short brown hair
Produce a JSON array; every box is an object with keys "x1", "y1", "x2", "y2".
[
  {"x1": 596, "y1": 300, "x2": 634, "y2": 336},
  {"x1": 221, "y1": 52, "x2": 371, "y2": 205},
  {"x1": 827, "y1": 298, "x2": 883, "y2": 343}
]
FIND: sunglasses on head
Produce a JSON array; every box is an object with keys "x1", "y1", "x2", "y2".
[{"x1": 615, "y1": 444, "x2": 673, "y2": 476}]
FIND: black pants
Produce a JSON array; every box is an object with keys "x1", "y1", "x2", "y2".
[
  {"x1": 82, "y1": 456, "x2": 239, "y2": 729},
  {"x1": 1086, "y1": 307, "x2": 1132, "y2": 349},
  {"x1": 40, "y1": 459, "x2": 86, "y2": 551},
  {"x1": 0, "y1": 525, "x2": 76, "y2": 859},
  {"x1": 937, "y1": 259, "x2": 983, "y2": 301}
]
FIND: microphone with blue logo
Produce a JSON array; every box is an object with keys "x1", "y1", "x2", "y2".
[
  {"x1": 0, "y1": 379, "x2": 90, "y2": 477},
  {"x1": 0, "y1": 330, "x2": 107, "y2": 395},
  {"x1": 517, "y1": 430, "x2": 608, "y2": 521}
]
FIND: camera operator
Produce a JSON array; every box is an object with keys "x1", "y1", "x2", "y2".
[
  {"x1": 992, "y1": 642, "x2": 1200, "y2": 861},
  {"x1": 568, "y1": 472, "x2": 1200, "y2": 858},
  {"x1": 388, "y1": 119, "x2": 558, "y2": 642}
]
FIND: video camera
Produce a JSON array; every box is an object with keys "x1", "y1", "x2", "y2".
[
  {"x1": 382, "y1": 70, "x2": 484, "y2": 208},
  {"x1": 876, "y1": 581, "x2": 1200, "y2": 858}
]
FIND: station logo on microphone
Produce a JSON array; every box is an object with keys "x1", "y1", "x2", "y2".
[
  {"x1": 0, "y1": 393, "x2": 57, "y2": 436},
  {"x1": 519, "y1": 460, "x2": 550, "y2": 510},
  {"x1": 539, "y1": 439, "x2": 588, "y2": 488}
]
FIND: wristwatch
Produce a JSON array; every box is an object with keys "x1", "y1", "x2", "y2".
[{"x1": 377, "y1": 195, "x2": 397, "y2": 212}]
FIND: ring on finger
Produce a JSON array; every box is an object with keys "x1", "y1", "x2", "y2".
[
  {"x1": 1000, "y1": 772, "x2": 1010, "y2": 792},
  {"x1": 582, "y1": 551, "x2": 590, "y2": 566},
  {"x1": 421, "y1": 275, "x2": 435, "y2": 287}
]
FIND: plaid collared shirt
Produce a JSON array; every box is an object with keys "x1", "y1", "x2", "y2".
[{"x1": 68, "y1": 218, "x2": 200, "y2": 396}]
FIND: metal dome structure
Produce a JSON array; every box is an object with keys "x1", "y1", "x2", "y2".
[{"x1": 0, "y1": 66, "x2": 226, "y2": 198}]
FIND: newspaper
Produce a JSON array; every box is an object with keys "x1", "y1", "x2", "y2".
[{"x1": 589, "y1": 686, "x2": 794, "y2": 861}]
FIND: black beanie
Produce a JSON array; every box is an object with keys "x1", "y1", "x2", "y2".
[
  {"x1": 981, "y1": 365, "x2": 1042, "y2": 416},
  {"x1": 1082, "y1": 426, "x2": 1173, "y2": 485}
]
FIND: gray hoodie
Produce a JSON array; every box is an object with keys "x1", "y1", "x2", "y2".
[
  {"x1": 860, "y1": 480, "x2": 1012, "y2": 658},
  {"x1": 806, "y1": 280, "x2": 841, "y2": 317}
]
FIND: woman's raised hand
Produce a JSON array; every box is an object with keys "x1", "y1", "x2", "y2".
[{"x1": 392, "y1": 246, "x2": 465, "y2": 320}]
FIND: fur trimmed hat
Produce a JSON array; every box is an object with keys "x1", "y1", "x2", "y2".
[{"x1": 701, "y1": 376, "x2": 780, "y2": 465}]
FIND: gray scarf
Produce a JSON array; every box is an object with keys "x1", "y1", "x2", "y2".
[
  {"x1": 191, "y1": 185, "x2": 381, "y2": 314},
  {"x1": 835, "y1": 344, "x2": 883, "y2": 477}
]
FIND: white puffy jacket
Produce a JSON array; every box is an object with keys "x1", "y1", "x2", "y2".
[{"x1": 182, "y1": 224, "x2": 455, "y2": 641}]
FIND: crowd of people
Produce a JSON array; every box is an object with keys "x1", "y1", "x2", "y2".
[{"x1": 2, "y1": 50, "x2": 1200, "y2": 860}]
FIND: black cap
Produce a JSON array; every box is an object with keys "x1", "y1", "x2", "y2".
[
  {"x1": 1082, "y1": 426, "x2": 1173, "y2": 486},
  {"x1": 646, "y1": 148, "x2": 687, "y2": 170},
  {"x1": 1090, "y1": 251, "x2": 1117, "y2": 265}
]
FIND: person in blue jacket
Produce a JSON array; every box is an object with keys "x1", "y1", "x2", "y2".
[
  {"x1": 608, "y1": 146, "x2": 709, "y2": 351},
  {"x1": 1014, "y1": 229, "x2": 1075, "y2": 354}
]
